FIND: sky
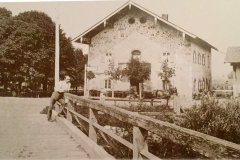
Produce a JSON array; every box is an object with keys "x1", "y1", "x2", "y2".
[{"x1": 0, "y1": 0, "x2": 239, "y2": 79}]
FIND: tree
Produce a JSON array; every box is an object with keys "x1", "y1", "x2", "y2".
[
  {"x1": 107, "y1": 64, "x2": 123, "y2": 97},
  {"x1": 0, "y1": 10, "x2": 81, "y2": 93},
  {"x1": 0, "y1": 7, "x2": 12, "y2": 20},
  {"x1": 108, "y1": 58, "x2": 150, "y2": 98},
  {"x1": 87, "y1": 70, "x2": 95, "y2": 80},
  {"x1": 121, "y1": 58, "x2": 151, "y2": 98},
  {"x1": 158, "y1": 61, "x2": 176, "y2": 106},
  {"x1": 15, "y1": 11, "x2": 56, "y2": 91},
  {"x1": 0, "y1": 9, "x2": 86, "y2": 95},
  {"x1": 0, "y1": 8, "x2": 14, "y2": 44},
  {"x1": 0, "y1": 7, "x2": 14, "y2": 89},
  {"x1": 69, "y1": 49, "x2": 88, "y2": 90},
  {"x1": 0, "y1": 11, "x2": 55, "y2": 92}
]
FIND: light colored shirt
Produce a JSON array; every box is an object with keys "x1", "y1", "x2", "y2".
[{"x1": 54, "y1": 81, "x2": 71, "y2": 93}]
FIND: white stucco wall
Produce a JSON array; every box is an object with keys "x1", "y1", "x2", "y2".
[{"x1": 87, "y1": 8, "x2": 212, "y2": 99}]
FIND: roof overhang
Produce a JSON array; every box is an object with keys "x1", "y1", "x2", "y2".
[{"x1": 225, "y1": 47, "x2": 240, "y2": 63}]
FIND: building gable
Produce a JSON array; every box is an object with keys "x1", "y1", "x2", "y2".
[
  {"x1": 73, "y1": 1, "x2": 217, "y2": 51},
  {"x1": 88, "y1": 9, "x2": 180, "y2": 67}
]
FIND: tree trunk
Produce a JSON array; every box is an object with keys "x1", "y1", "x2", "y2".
[
  {"x1": 2, "y1": 72, "x2": 8, "y2": 90},
  {"x1": 139, "y1": 83, "x2": 142, "y2": 99},
  {"x1": 166, "y1": 98, "x2": 169, "y2": 107},
  {"x1": 43, "y1": 80, "x2": 48, "y2": 91},
  {"x1": 18, "y1": 82, "x2": 22, "y2": 92},
  {"x1": 112, "y1": 80, "x2": 115, "y2": 98}
]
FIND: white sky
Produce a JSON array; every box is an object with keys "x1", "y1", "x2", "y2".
[{"x1": 0, "y1": 0, "x2": 239, "y2": 79}]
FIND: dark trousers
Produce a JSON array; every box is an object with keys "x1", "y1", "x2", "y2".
[{"x1": 47, "y1": 91, "x2": 65, "y2": 120}]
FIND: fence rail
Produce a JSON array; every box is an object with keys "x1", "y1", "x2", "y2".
[{"x1": 58, "y1": 93, "x2": 240, "y2": 159}]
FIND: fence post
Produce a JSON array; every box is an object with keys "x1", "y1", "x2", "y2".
[
  {"x1": 133, "y1": 126, "x2": 148, "y2": 159},
  {"x1": 173, "y1": 95, "x2": 180, "y2": 115},
  {"x1": 89, "y1": 108, "x2": 98, "y2": 143},
  {"x1": 100, "y1": 89, "x2": 105, "y2": 103},
  {"x1": 150, "y1": 98, "x2": 153, "y2": 107},
  {"x1": 139, "y1": 83, "x2": 142, "y2": 99},
  {"x1": 66, "y1": 99, "x2": 74, "y2": 122}
]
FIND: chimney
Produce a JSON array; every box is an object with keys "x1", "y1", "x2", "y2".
[{"x1": 162, "y1": 14, "x2": 168, "y2": 21}]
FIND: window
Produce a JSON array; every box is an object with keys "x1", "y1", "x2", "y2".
[
  {"x1": 193, "y1": 79, "x2": 196, "y2": 92},
  {"x1": 208, "y1": 79, "x2": 211, "y2": 89},
  {"x1": 163, "y1": 80, "x2": 170, "y2": 90},
  {"x1": 128, "y1": 17, "x2": 135, "y2": 24},
  {"x1": 118, "y1": 28, "x2": 125, "y2": 38},
  {"x1": 140, "y1": 17, "x2": 147, "y2": 24},
  {"x1": 202, "y1": 78, "x2": 205, "y2": 90},
  {"x1": 202, "y1": 55, "x2": 205, "y2": 66},
  {"x1": 163, "y1": 52, "x2": 170, "y2": 62},
  {"x1": 120, "y1": 32, "x2": 125, "y2": 38},
  {"x1": 208, "y1": 55, "x2": 210, "y2": 68},
  {"x1": 206, "y1": 78, "x2": 209, "y2": 90},
  {"x1": 105, "y1": 79, "x2": 111, "y2": 89},
  {"x1": 206, "y1": 79, "x2": 209, "y2": 90},
  {"x1": 193, "y1": 51, "x2": 196, "y2": 63},
  {"x1": 132, "y1": 50, "x2": 141, "y2": 60},
  {"x1": 198, "y1": 80, "x2": 202, "y2": 92},
  {"x1": 198, "y1": 53, "x2": 201, "y2": 65},
  {"x1": 105, "y1": 53, "x2": 112, "y2": 63},
  {"x1": 163, "y1": 52, "x2": 170, "y2": 56}
]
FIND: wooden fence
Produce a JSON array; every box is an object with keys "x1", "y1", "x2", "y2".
[
  {"x1": 58, "y1": 93, "x2": 240, "y2": 159},
  {"x1": 88, "y1": 96, "x2": 162, "y2": 107}
]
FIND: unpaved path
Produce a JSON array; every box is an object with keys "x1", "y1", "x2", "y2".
[{"x1": 0, "y1": 97, "x2": 89, "y2": 159}]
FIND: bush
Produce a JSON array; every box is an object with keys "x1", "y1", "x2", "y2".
[
  {"x1": 213, "y1": 90, "x2": 233, "y2": 98},
  {"x1": 0, "y1": 89, "x2": 12, "y2": 97},
  {"x1": 143, "y1": 91, "x2": 153, "y2": 99},
  {"x1": 89, "y1": 90, "x2": 100, "y2": 97},
  {"x1": 148, "y1": 136, "x2": 204, "y2": 159},
  {"x1": 112, "y1": 91, "x2": 129, "y2": 98},
  {"x1": 69, "y1": 90, "x2": 84, "y2": 96},
  {"x1": 181, "y1": 96, "x2": 240, "y2": 144},
  {"x1": 192, "y1": 93, "x2": 201, "y2": 100}
]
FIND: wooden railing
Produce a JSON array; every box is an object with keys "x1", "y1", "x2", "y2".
[{"x1": 59, "y1": 93, "x2": 240, "y2": 159}]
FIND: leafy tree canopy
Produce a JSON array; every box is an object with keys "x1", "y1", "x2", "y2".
[
  {"x1": 0, "y1": 7, "x2": 12, "y2": 19},
  {"x1": 0, "y1": 9, "x2": 86, "y2": 93},
  {"x1": 158, "y1": 61, "x2": 175, "y2": 81},
  {"x1": 122, "y1": 58, "x2": 151, "y2": 85},
  {"x1": 87, "y1": 70, "x2": 95, "y2": 80}
]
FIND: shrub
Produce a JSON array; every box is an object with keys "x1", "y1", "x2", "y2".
[
  {"x1": 89, "y1": 90, "x2": 100, "y2": 97},
  {"x1": 143, "y1": 91, "x2": 153, "y2": 99},
  {"x1": 181, "y1": 96, "x2": 240, "y2": 144}
]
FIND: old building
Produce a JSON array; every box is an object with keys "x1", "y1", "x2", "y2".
[
  {"x1": 73, "y1": 1, "x2": 217, "y2": 101},
  {"x1": 225, "y1": 47, "x2": 240, "y2": 97}
]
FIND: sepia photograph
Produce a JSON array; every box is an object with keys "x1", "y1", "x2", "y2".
[{"x1": 0, "y1": 0, "x2": 240, "y2": 159}]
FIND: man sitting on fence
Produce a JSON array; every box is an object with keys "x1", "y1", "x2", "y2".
[{"x1": 47, "y1": 75, "x2": 71, "y2": 121}]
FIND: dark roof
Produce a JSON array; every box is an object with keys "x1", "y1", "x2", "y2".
[
  {"x1": 225, "y1": 47, "x2": 240, "y2": 63},
  {"x1": 73, "y1": 1, "x2": 217, "y2": 51}
]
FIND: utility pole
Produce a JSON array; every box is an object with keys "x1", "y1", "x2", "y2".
[
  {"x1": 84, "y1": 64, "x2": 87, "y2": 97},
  {"x1": 55, "y1": 23, "x2": 60, "y2": 88}
]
